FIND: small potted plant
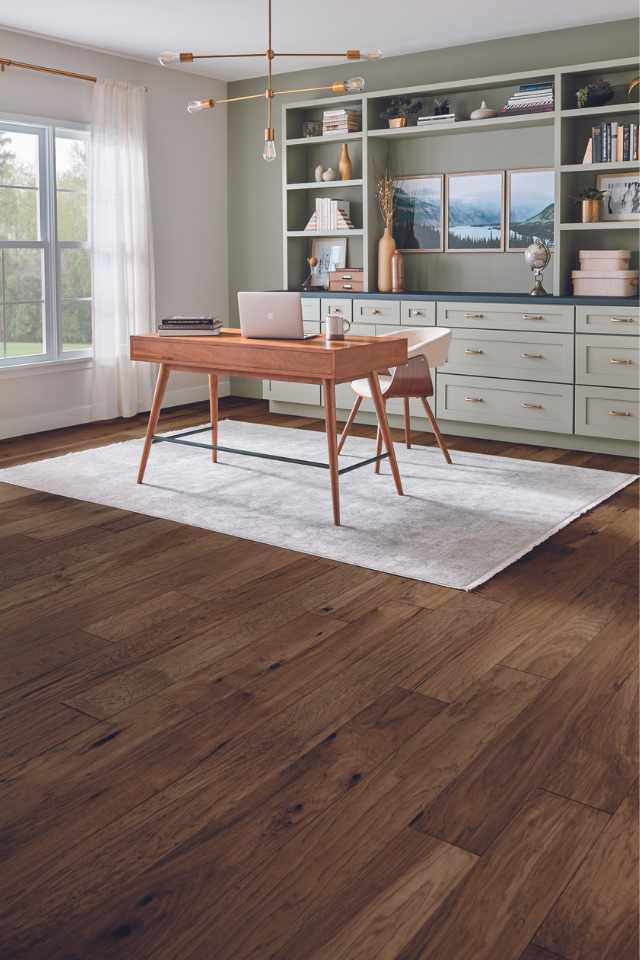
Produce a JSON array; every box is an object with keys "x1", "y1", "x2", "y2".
[
  {"x1": 380, "y1": 96, "x2": 423, "y2": 128},
  {"x1": 576, "y1": 78, "x2": 614, "y2": 109},
  {"x1": 574, "y1": 186, "x2": 607, "y2": 223}
]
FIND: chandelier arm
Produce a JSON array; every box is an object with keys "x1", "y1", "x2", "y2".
[
  {"x1": 271, "y1": 83, "x2": 344, "y2": 97},
  {"x1": 215, "y1": 91, "x2": 267, "y2": 105},
  {"x1": 189, "y1": 53, "x2": 268, "y2": 59}
]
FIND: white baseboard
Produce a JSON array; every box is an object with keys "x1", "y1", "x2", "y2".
[{"x1": 0, "y1": 379, "x2": 230, "y2": 440}]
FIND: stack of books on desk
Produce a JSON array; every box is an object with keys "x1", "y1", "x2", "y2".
[
  {"x1": 501, "y1": 82, "x2": 554, "y2": 115},
  {"x1": 158, "y1": 316, "x2": 222, "y2": 336}
]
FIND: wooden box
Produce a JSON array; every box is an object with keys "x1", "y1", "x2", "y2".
[{"x1": 329, "y1": 269, "x2": 364, "y2": 292}]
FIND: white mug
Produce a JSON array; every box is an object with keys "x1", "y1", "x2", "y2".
[{"x1": 323, "y1": 311, "x2": 352, "y2": 342}]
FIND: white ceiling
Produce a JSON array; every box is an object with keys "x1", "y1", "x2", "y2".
[{"x1": 0, "y1": 1, "x2": 636, "y2": 82}]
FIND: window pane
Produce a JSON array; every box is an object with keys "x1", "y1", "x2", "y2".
[
  {"x1": 3, "y1": 247, "x2": 43, "y2": 302},
  {"x1": 4, "y1": 302, "x2": 44, "y2": 358},
  {"x1": 62, "y1": 300, "x2": 91, "y2": 350},
  {"x1": 0, "y1": 128, "x2": 40, "y2": 241},
  {"x1": 60, "y1": 247, "x2": 91, "y2": 299},
  {"x1": 56, "y1": 135, "x2": 88, "y2": 242}
]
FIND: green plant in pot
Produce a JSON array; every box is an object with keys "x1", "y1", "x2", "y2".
[
  {"x1": 574, "y1": 186, "x2": 607, "y2": 223},
  {"x1": 576, "y1": 78, "x2": 614, "y2": 109},
  {"x1": 380, "y1": 96, "x2": 423, "y2": 128}
]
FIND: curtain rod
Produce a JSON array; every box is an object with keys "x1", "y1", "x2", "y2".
[{"x1": 0, "y1": 56, "x2": 96, "y2": 83}]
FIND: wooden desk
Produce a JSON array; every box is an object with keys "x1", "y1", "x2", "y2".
[{"x1": 130, "y1": 329, "x2": 408, "y2": 525}]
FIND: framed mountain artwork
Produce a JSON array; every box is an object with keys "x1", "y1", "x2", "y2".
[
  {"x1": 446, "y1": 171, "x2": 504, "y2": 252},
  {"x1": 507, "y1": 168, "x2": 555, "y2": 250},
  {"x1": 393, "y1": 174, "x2": 444, "y2": 252}
]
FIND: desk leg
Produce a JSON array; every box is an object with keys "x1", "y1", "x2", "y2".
[
  {"x1": 323, "y1": 380, "x2": 340, "y2": 526},
  {"x1": 137, "y1": 363, "x2": 170, "y2": 484},
  {"x1": 208, "y1": 373, "x2": 218, "y2": 463},
  {"x1": 368, "y1": 373, "x2": 404, "y2": 497}
]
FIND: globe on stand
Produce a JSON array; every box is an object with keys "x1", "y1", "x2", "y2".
[{"x1": 524, "y1": 240, "x2": 551, "y2": 297}]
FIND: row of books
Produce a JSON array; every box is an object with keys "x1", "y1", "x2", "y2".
[
  {"x1": 583, "y1": 122, "x2": 639, "y2": 163},
  {"x1": 322, "y1": 108, "x2": 361, "y2": 135},
  {"x1": 501, "y1": 81, "x2": 554, "y2": 115},
  {"x1": 158, "y1": 316, "x2": 222, "y2": 336},
  {"x1": 305, "y1": 198, "x2": 354, "y2": 232}
]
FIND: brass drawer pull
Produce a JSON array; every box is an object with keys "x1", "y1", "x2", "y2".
[
  {"x1": 609, "y1": 316, "x2": 635, "y2": 323},
  {"x1": 342, "y1": 284, "x2": 353, "y2": 290},
  {"x1": 464, "y1": 348, "x2": 484, "y2": 355},
  {"x1": 522, "y1": 314, "x2": 544, "y2": 321},
  {"x1": 521, "y1": 352, "x2": 544, "y2": 359},
  {"x1": 608, "y1": 357, "x2": 633, "y2": 365},
  {"x1": 608, "y1": 409, "x2": 632, "y2": 417},
  {"x1": 464, "y1": 396, "x2": 484, "y2": 402},
  {"x1": 464, "y1": 313, "x2": 484, "y2": 319},
  {"x1": 340, "y1": 275, "x2": 353, "y2": 280},
  {"x1": 522, "y1": 402, "x2": 544, "y2": 410},
  {"x1": 371, "y1": 309, "x2": 382, "y2": 315},
  {"x1": 411, "y1": 310, "x2": 424, "y2": 317}
]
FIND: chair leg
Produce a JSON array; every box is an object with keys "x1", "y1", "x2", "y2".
[
  {"x1": 403, "y1": 397, "x2": 412, "y2": 449},
  {"x1": 420, "y1": 397, "x2": 452, "y2": 465},
  {"x1": 374, "y1": 424, "x2": 383, "y2": 474},
  {"x1": 337, "y1": 395, "x2": 362, "y2": 454}
]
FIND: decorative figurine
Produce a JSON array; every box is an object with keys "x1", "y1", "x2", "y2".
[
  {"x1": 470, "y1": 100, "x2": 497, "y2": 120},
  {"x1": 301, "y1": 255, "x2": 319, "y2": 291},
  {"x1": 314, "y1": 164, "x2": 324, "y2": 182},
  {"x1": 321, "y1": 167, "x2": 337, "y2": 181},
  {"x1": 524, "y1": 240, "x2": 551, "y2": 296}
]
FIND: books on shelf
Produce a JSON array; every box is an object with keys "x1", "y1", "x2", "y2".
[
  {"x1": 322, "y1": 108, "x2": 361, "y2": 135},
  {"x1": 158, "y1": 316, "x2": 222, "y2": 336},
  {"x1": 305, "y1": 198, "x2": 355, "y2": 232},
  {"x1": 501, "y1": 81, "x2": 554, "y2": 115},
  {"x1": 584, "y1": 121, "x2": 638, "y2": 163}
]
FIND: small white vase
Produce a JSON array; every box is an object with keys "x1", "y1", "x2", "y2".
[
  {"x1": 314, "y1": 164, "x2": 325, "y2": 182},
  {"x1": 470, "y1": 100, "x2": 497, "y2": 120}
]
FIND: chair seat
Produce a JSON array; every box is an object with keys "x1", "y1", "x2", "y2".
[{"x1": 352, "y1": 374, "x2": 393, "y2": 398}]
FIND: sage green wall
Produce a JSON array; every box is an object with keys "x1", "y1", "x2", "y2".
[{"x1": 227, "y1": 18, "x2": 639, "y2": 394}]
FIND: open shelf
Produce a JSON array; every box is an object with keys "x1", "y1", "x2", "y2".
[
  {"x1": 286, "y1": 179, "x2": 363, "y2": 191},
  {"x1": 287, "y1": 229, "x2": 364, "y2": 238},
  {"x1": 286, "y1": 132, "x2": 363, "y2": 147},
  {"x1": 560, "y1": 161, "x2": 640, "y2": 173},
  {"x1": 561, "y1": 102, "x2": 640, "y2": 119},
  {"x1": 559, "y1": 220, "x2": 640, "y2": 231},
  {"x1": 368, "y1": 112, "x2": 555, "y2": 140}
]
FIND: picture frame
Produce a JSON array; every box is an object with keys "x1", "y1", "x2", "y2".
[
  {"x1": 311, "y1": 237, "x2": 347, "y2": 288},
  {"x1": 445, "y1": 171, "x2": 505, "y2": 253},
  {"x1": 506, "y1": 168, "x2": 555, "y2": 251},
  {"x1": 597, "y1": 172, "x2": 640, "y2": 221},
  {"x1": 392, "y1": 174, "x2": 444, "y2": 252}
]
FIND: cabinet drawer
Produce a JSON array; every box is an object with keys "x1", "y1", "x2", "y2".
[
  {"x1": 301, "y1": 297, "x2": 321, "y2": 324},
  {"x1": 446, "y1": 329, "x2": 574, "y2": 383},
  {"x1": 576, "y1": 334, "x2": 640, "y2": 389},
  {"x1": 576, "y1": 304, "x2": 640, "y2": 336},
  {"x1": 437, "y1": 374, "x2": 573, "y2": 434},
  {"x1": 575, "y1": 385, "x2": 639, "y2": 442},
  {"x1": 438, "y1": 301, "x2": 574, "y2": 333},
  {"x1": 401, "y1": 301, "x2": 436, "y2": 326},
  {"x1": 320, "y1": 298, "x2": 352, "y2": 322},
  {"x1": 354, "y1": 299, "x2": 401, "y2": 326}
]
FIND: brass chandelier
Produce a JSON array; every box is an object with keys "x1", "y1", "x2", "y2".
[{"x1": 158, "y1": 0, "x2": 381, "y2": 161}]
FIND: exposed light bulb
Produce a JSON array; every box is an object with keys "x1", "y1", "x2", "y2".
[
  {"x1": 344, "y1": 77, "x2": 366, "y2": 93},
  {"x1": 187, "y1": 98, "x2": 215, "y2": 113},
  {"x1": 262, "y1": 137, "x2": 277, "y2": 162},
  {"x1": 366, "y1": 49, "x2": 383, "y2": 60},
  {"x1": 158, "y1": 51, "x2": 180, "y2": 66}
]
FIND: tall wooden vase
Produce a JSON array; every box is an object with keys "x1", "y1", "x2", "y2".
[
  {"x1": 338, "y1": 143, "x2": 352, "y2": 181},
  {"x1": 378, "y1": 226, "x2": 396, "y2": 293}
]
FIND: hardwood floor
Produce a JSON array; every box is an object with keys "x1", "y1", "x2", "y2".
[{"x1": 0, "y1": 397, "x2": 637, "y2": 960}]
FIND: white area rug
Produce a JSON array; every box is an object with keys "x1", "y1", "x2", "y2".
[{"x1": 1, "y1": 420, "x2": 635, "y2": 590}]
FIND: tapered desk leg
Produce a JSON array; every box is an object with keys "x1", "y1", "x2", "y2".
[
  {"x1": 368, "y1": 372, "x2": 404, "y2": 496},
  {"x1": 323, "y1": 379, "x2": 340, "y2": 526},
  {"x1": 137, "y1": 363, "x2": 170, "y2": 484},
  {"x1": 208, "y1": 373, "x2": 218, "y2": 463}
]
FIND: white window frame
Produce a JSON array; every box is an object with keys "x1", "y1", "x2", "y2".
[{"x1": 0, "y1": 114, "x2": 91, "y2": 369}]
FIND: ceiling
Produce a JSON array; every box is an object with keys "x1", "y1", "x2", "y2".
[{"x1": 0, "y1": 0, "x2": 637, "y2": 82}]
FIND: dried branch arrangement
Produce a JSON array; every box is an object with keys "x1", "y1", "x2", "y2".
[{"x1": 376, "y1": 171, "x2": 396, "y2": 229}]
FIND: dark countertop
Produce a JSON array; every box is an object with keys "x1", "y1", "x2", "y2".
[{"x1": 300, "y1": 290, "x2": 640, "y2": 307}]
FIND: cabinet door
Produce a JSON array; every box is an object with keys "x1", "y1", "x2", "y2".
[
  {"x1": 401, "y1": 301, "x2": 436, "y2": 326},
  {"x1": 264, "y1": 321, "x2": 321, "y2": 405},
  {"x1": 445, "y1": 329, "x2": 574, "y2": 384},
  {"x1": 576, "y1": 304, "x2": 640, "y2": 336},
  {"x1": 437, "y1": 374, "x2": 573, "y2": 434},
  {"x1": 575, "y1": 385, "x2": 639, "y2": 441},
  {"x1": 354, "y1": 299, "x2": 401, "y2": 326},
  {"x1": 438, "y1": 301, "x2": 574, "y2": 333},
  {"x1": 576, "y1": 334, "x2": 640, "y2": 389}
]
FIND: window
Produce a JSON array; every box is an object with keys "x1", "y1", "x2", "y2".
[{"x1": 0, "y1": 118, "x2": 91, "y2": 366}]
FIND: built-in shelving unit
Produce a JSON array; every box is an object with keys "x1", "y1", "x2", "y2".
[{"x1": 281, "y1": 55, "x2": 640, "y2": 296}]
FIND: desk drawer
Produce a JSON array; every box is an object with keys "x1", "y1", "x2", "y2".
[
  {"x1": 575, "y1": 385, "x2": 639, "y2": 442},
  {"x1": 576, "y1": 304, "x2": 640, "y2": 335},
  {"x1": 321, "y1": 298, "x2": 353, "y2": 322},
  {"x1": 354, "y1": 299, "x2": 401, "y2": 326},
  {"x1": 301, "y1": 298, "x2": 321, "y2": 324},
  {"x1": 576, "y1": 334, "x2": 640, "y2": 389},
  {"x1": 401, "y1": 301, "x2": 436, "y2": 326},
  {"x1": 438, "y1": 301, "x2": 574, "y2": 333},
  {"x1": 437, "y1": 374, "x2": 573, "y2": 434},
  {"x1": 446, "y1": 329, "x2": 574, "y2": 383}
]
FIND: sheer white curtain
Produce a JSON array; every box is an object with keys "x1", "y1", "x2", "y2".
[{"x1": 91, "y1": 79, "x2": 156, "y2": 420}]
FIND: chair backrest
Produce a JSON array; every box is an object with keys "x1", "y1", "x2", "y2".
[{"x1": 376, "y1": 327, "x2": 451, "y2": 399}]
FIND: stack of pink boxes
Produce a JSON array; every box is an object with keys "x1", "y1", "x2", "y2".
[{"x1": 572, "y1": 250, "x2": 639, "y2": 297}]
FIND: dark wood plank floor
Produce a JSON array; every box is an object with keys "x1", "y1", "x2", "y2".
[{"x1": 0, "y1": 397, "x2": 638, "y2": 960}]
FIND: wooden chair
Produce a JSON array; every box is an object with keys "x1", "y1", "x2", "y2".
[{"x1": 337, "y1": 327, "x2": 453, "y2": 467}]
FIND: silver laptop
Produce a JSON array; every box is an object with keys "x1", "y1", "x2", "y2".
[{"x1": 238, "y1": 291, "x2": 315, "y2": 340}]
